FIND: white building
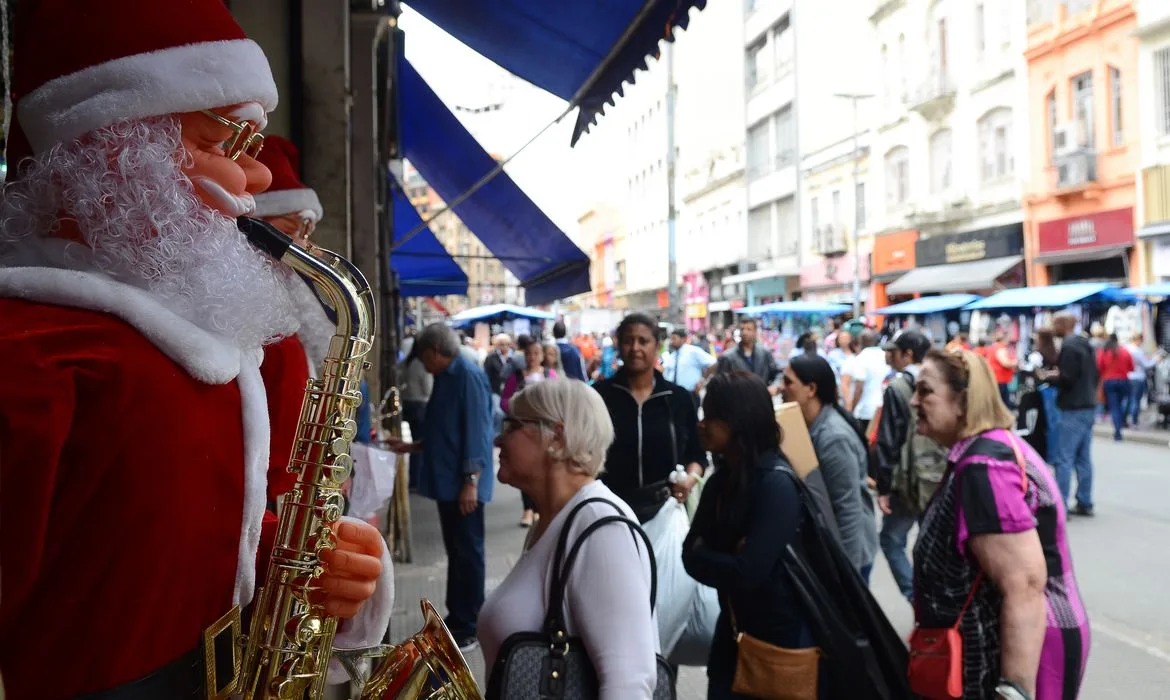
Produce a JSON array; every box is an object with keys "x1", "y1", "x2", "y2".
[
  {"x1": 1137, "y1": 0, "x2": 1170, "y2": 283},
  {"x1": 867, "y1": 0, "x2": 1030, "y2": 301}
]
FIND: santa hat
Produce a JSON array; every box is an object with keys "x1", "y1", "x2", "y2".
[
  {"x1": 253, "y1": 135, "x2": 324, "y2": 222},
  {"x1": 11, "y1": 0, "x2": 278, "y2": 159}
]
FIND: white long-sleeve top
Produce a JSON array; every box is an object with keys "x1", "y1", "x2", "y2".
[{"x1": 477, "y1": 480, "x2": 659, "y2": 699}]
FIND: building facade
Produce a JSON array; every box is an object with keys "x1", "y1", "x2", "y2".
[
  {"x1": 1024, "y1": 0, "x2": 1141, "y2": 287},
  {"x1": 868, "y1": 0, "x2": 1030, "y2": 303},
  {"x1": 1137, "y1": 0, "x2": 1170, "y2": 283}
]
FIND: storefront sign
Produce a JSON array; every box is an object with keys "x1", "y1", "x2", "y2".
[
  {"x1": 686, "y1": 302, "x2": 708, "y2": 319},
  {"x1": 799, "y1": 253, "x2": 871, "y2": 290},
  {"x1": 916, "y1": 223, "x2": 1024, "y2": 267},
  {"x1": 1037, "y1": 207, "x2": 1134, "y2": 255},
  {"x1": 872, "y1": 229, "x2": 919, "y2": 275}
]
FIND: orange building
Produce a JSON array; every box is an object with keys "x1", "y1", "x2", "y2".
[{"x1": 1024, "y1": 0, "x2": 1142, "y2": 287}]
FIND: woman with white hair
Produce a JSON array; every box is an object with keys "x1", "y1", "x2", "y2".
[{"x1": 478, "y1": 379, "x2": 660, "y2": 699}]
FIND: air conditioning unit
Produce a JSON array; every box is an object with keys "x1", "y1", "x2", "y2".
[
  {"x1": 1057, "y1": 156, "x2": 1090, "y2": 188},
  {"x1": 1053, "y1": 123, "x2": 1081, "y2": 157}
]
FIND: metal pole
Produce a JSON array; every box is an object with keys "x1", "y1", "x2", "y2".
[
  {"x1": 666, "y1": 42, "x2": 679, "y2": 324},
  {"x1": 850, "y1": 98, "x2": 861, "y2": 319}
]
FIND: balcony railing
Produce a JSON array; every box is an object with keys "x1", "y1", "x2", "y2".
[
  {"x1": 812, "y1": 225, "x2": 849, "y2": 256},
  {"x1": 1143, "y1": 164, "x2": 1170, "y2": 225},
  {"x1": 906, "y1": 73, "x2": 957, "y2": 121},
  {"x1": 1053, "y1": 149, "x2": 1098, "y2": 190}
]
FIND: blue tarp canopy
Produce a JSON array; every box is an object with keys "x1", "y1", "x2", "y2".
[
  {"x1": 448, "y1": 303, "x2": 556, "y2": 328},
  {"x1": 1124, "y1": 283, "x2": 1170, "y2": 298},
  {"x1": 737, "y1": 301, "x2": 852, "y2": 317},
  {"x1": 964, "y1": 283, "x2": 1131, "y2": 310},
  {"x1": 399, "y1": 57, "x2": 591, "y2": 306},
  {"x1": 405, "y1": 0, "x2": 708, "y2": 144},
  {"x1": 872, "y1": 294, "x2": 982, "y2": 316},
  {"x1": 390, "y1": 185, "x2": 468, "y2": 297}
]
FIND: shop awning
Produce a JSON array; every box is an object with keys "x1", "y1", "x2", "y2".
[
  {"x1": 871, "y1": 294, "x2": 982, "y2": 316},
  {"x1": 965, "y1": 283, "x2": 1131, "y2": 310},
  {"x1": 404, "y1": 0, "x2": 708, "y2": 144},
  {"x1": 399, "y1": 57, "x2": 591, "y2": 306},
  {"x1": 390, "y1": 186, "x2": 469, "y2": 297},
  {"x1": 448, "y1": 303, "x2": 556, "y2": 328},
  {"x1": 738, "y1": 301, "x2": 851, "y2": 317},
  {"x1": 885, "y1": 255, "x2": 1023, "y2": 295},
  {"x1": 1123, "y1": 283, "x2": 1170, "y2": 297}
]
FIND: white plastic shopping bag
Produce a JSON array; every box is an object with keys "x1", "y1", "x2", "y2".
[{"x1": 348, "y1": 442, "x2": 398, "y2": 520}]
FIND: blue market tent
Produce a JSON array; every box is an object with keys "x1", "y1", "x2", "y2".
[
  {"x1": 872, "y1": 294, "x2": 981, "y2": 316},
  {"x1": 390, "y1": 185, "x2": 468, "y2": 297},
  {"x1": 399, "y1": 57, "x2": 591, "y2": 306},
  {"x1": 404, "y1": 0, "x2": 708, "y2": 144},
  {"x1": 448, "y1": 303, "x2": 556, "y2": 328},
  {"x1": 1123, "y1": 283, "x2": 1170, "y2": 297},
  {"x1": 964, "y1": 283, "x2": 1132, "y2": 310},
  {"x1": 737, "y1": 301, "x2": 852, "y2": 317}
]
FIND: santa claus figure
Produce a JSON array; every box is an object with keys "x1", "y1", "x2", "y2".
[
  {"x1": 0, "y1": 2, "x2": 391, "y2": 697},
  {"x1": 253, "y1": 134, "x2": 337, "y2": 503}
]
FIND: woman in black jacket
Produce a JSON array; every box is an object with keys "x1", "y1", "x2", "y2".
[
  {"x1": 683, "y1": 371, "x2": 818, "y2": 699},
  {"x1": 593, "y1": 313, "x2": 707, "y2": 523}
]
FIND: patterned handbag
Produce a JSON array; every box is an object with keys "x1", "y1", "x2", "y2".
[{"x1": 485, "y1": 497, "x2": 677, "y2": 700}]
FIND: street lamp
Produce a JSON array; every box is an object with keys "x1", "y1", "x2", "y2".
[{"x1": 833, "y1": 92, "x2": 873, "y2": 319}]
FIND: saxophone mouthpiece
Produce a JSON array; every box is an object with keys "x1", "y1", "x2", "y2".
[{"x1": 237, "y1": 216, "x2": 294, "y2": 262}]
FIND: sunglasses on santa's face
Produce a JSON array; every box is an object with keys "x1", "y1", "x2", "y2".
[{"x1": 200, "y1": 110, "x2": 265, "y2": 161}]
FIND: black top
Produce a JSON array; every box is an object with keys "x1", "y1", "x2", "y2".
[
  {"x1": 716, "y1": 344, "x2": 780, "y2": 385},
  {"x1": 682, "y1": 454, "x2": 808, "y2": 648},
  {"x1": 483, "y1": 351, "x2": 508, "y2": 396},
  {"x1": 592, "y1": 368, "x2": 707, "y2": 500},
  {"x1": 1055, "y1": 334, "x2": 1098, "y2": 410}
]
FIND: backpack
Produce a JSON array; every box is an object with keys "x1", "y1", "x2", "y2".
[{"x1": 887, "y1": 371, "x2": 947, "y2": 515}]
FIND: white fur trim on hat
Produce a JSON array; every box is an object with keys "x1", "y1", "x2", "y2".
[
  {"x1": 253, "y1": 188, "x2": 324, "y2": 221},
  {"x1": 18, "y1": 39, "x2": 278, "y2": 154}
]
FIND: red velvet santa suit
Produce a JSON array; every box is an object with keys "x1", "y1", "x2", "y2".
[
  {"x1": 262, "y1": 334, "x2": 313, "y2": 502},
  {"x1": 0, "y1": 268, "x2": 275, "y2": 698}
]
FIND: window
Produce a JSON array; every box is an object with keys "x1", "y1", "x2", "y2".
[
  {"x1": 1072, "y1": 71, "x2": 1094, "y2": 149},
  {"x1": 936, "y1": 18, "x2": 949, "y2": 77},
  {"x1": 775, "y1": 21, "x2": 794, "y2": 77},
  {"x1": 974, "y1": 3, "x2": 985, "y2": 59},
  {"x1": 831, "y1": 190, "x2": 842, "y2": 228},
  {"x1": 777, "y1": 197, "x2": 798, "y2": 254},
  {"x1": 999, "y1": 0, "x2": 1013, "y2": 48},
  {"x1": 748, "y1": 205, "x2": 772, "y2": 258},
  {"x1": 929, "y1": 129, "x2": 954, "y2": 193},
  {"x1": 1110, "y1": 66, "x2": 1123, "y2": 146},
  {"x1": 1046, "y1": 89, "x2": 1058, "y2": 159},
  {"x1": 898, "y1": 34, "x2": 907, "y2": 97},
  {"x1": 855, "y1": 182, "x2": 867, "y2": 231},
  {"x1": 1157, "y1": 47, "x2": 1170, "y2": 136},
  {"x1": 880, "y1": 45, "x2": 890, "y2": 103},
  {"x1": 885, "y1": 146, "x2": 910, "y2": 208},
  {"x1": 978, "y1": 108, "x2": 1014, "y2": 181},
  {"x1": 774, "y1": 107, "x2": 796, "y2": 168},
  {"x1": 747, "y1": 121, "x2": 770, "y2": 178},
  {"x1": 747, "y1": 40, "x2": 769, "y2": 92},
  {"x1": 810, "y1": 196, "x2": 820, "y2": 235}
]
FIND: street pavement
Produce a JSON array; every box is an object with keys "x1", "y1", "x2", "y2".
[{"x1": 385, "y1": 436, "x2": 1170, "y2": 699}]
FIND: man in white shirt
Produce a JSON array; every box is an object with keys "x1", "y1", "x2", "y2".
[
  {"x1": 847, "y1": 330, "x2": 891, "y2": 434},
  {"x1": 663, "y1": 329, "x2": 717, "y2": 410},
  {"x1": 1124, "y1": 332, "x2": 1162, "y2": 427}
]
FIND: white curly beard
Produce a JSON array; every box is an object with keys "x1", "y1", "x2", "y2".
[
  {"x1": 0, "y1": 116, "x2": 300, "y2": 350},
  {"x1": 284, "y1": 271, "x2": 336, "y2": 371}
]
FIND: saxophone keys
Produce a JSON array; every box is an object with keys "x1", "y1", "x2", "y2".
[{"x1": 326, "y1": 453, "x2": 353, "y2": 483}]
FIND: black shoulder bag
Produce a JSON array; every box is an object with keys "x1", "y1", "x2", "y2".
[{"x1": 485, "y1": 497, "x2": 677, "y2": 700}]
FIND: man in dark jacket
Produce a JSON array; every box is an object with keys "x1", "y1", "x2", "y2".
[
  {"x1": 553, "y1": 321, "x2": 587, "y2": 381},
  {"x1": 716, "y1": 317, "x2": 781, "y2": 395},
  {"x1": 1043, "y1": 313, "x2": 1099, "y2": 516},
  {"x1": 482, "y1": 333, "x2": 512, "y2": 397}
]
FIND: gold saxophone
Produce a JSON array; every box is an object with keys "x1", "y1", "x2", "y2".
[{"x1": 234, "y1": 218, "x2": 479, "y2": 700}]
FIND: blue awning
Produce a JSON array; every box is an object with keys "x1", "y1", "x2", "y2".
[
  {"x1": 1124, "y1": 283, "x2": 1170, "y2": 298},
  {"x1": 448, "y1": 303, "x2": 556, "y2": 328},
  {"x1": 738, "y1": 301, "x2": 852, "y2": 317},
  {"x1": 404, "y1": 0, "x2": 707, "y2": 144},
  {"x1": 964, "y1": 283, "x2": 1131, "y2": 310},
  {"x1": 390, "y1": 185, "x2": 468, "y2": 297},
  {"x1": 399, "y1": 57, "x2": 591, "y2": 306},
  {"x1": 872, "y1": 294, "x2": 982, "y2": 316}
]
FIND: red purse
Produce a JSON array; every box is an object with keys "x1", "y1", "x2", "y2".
[{"x1": 908, "y1": 435, "x2": 1028, "y2": 699}]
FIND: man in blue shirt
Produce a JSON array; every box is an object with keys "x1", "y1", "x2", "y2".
[
  {"x1": 662, "y1": 329, "x2": 716, "y2": 410},
  {"x1": 388, "y1": 323, "x2": 494, "y2": 650},
  {"x1": 552, "y1": 320, "x2": 587, "y2": 381}
]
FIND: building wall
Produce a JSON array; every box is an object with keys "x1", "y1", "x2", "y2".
[
  {"x1": 1137, "y1": 0, "x2": 1170, "y2": 282},
  {"x1": 867, "y1": 0, "x2": 1030, "y2": 245},
  {"x1": 1024, "y1": 0, "x2": 1140, "y2": 286}
]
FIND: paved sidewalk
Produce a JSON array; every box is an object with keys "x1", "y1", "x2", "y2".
[{"x1": 388, "y1": 480, "x2": 709, "y2": 699}]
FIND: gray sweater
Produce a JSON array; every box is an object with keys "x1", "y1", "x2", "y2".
[{"x1": 808, "y1": 405, "x2": 879, "y2": 572}]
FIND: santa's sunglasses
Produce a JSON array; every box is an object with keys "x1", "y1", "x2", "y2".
[{"x1": 200, "y1": 110, "x2": 265, "y2": 161}]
